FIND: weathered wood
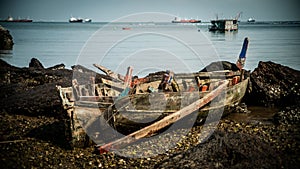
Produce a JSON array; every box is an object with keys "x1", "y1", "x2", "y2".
[
  {"x1": 75, "y1": 101, "x2": 113, "y2": 108},
  {"x1": 136, "y1": 71, "x2": 240, "y2": 84},
  {"x1": 98, "y1": 80, "x2": 229, "y2": 153},
  {"x1": 99, "y1": 66, "x2": 133, "y2": 95},
  {"x1": 101, "y1": 78, "x2": 125, "y2": 90},
  {"x1": 79, "y1": 96, "x2": 115, "y2": 102},
  {"x1": 119, "y1": 66, "x2": 133, "y2": 97},
  {"x1": 124, "y1": 66, "x2": 133, "y2": 87},
  {"x1": 57, "y1": 66, "x2": 248, "y2": 148},
  {"x1": 101, "y1": 73, "x2": 234, "y2": 94},
  {"x1": 94, "y1": 63, "x2": 240, "y2": 84},
  {"x1": 103, "y1": 77, "x2": 249, "y2": 132},
  {"x1": 175, "y1": 71, "x2": 240, "y2": 79},
  {"x1": 93, "y1": 64, "x2": 125, "y2": 82}
]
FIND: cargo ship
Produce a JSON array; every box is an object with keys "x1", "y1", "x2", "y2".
[
  {"x1": 247, "y1": 17, "x2": 255, "y2": 23},
  {"x1": 69, "y1": 16, "x2": 83, "y2": 23},
  {"x1": 171, "y1": 17, "x2": 201, "y2": 23},
  {"x1": 0, "y1": 16, "x2": 32, "y2": 22},
  {"x1": 84, "y1": 18, "x2": 92, "y2": 23}
]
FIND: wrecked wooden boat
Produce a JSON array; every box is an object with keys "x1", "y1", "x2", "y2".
[
  {"x1": 104, "y1": 75, "x2": 249, "y2": 135},
  {"x1": 58, "y1": 69, "x2": 249, "y2": 147},
  {"x1": 58, "y1": 37, "x2": 250, "y2": 148},
  {"x1": 95, "y1": 37, "x2": 250, "y2": 153},
  {"x1": 98, "y1": 79, "x2": 231, "y2": 153}
]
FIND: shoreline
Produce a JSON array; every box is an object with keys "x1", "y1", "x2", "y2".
[{"x1": 0, "y1": 58, "x2": 299, "y2": 168}]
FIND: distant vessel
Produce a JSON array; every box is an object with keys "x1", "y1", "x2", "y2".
[
  {"x1": 171, "y1": 17, "x2": 201, "y2": 23},
  {"x1": 247, "y1": 17, "x2": 255, "y2": 23},
  {"x1": 209, "y1": 12, "x2": 241, "y2": 32},
  {"x1": 122, "y1": 27, "x2": 131, "y2": 30},
  {"x1": 69, "y1": 16, "x2": 83, "y2": 23},
  {"x1": 209, "y1": 19, "x2": 238, "y2": 32},
  {"x1": 0, "y1": 16, "x2": 32, "y2": 22},
  {"x1": 84, "y1": 18, "x2": 92, "y2": 23}
]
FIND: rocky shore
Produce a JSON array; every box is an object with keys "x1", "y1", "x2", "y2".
[
  {"x1": 0, "y1": 25, "x2": 13, "y2": 50},
  {"x1": 0, "y1": 58, "x2": 299, "y2": 168}
]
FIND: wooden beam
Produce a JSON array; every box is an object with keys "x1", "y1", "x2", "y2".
[
  {"x1": 93, "y1": 64, "x2": 125, "y2": 82},
  {"x1": 97, "y1": 80, "x2": 229, "y2": 154},
  {"x1": 101, "y1": 78, "x2": 125, "y2": 91},
  {"x1": 119, "y1": 66, "x2": 133, "y2": 97},
  {"x1": 175, "y1": 71, "x2": 240, "y2": 79}
]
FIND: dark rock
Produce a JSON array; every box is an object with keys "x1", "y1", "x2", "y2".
[
  {"x1": 234, "y1": 102, "x2": 251, "y2": 114},
  {"x1": 1, "y1": 83, "x2": 63, "y2": 116},
  {"x1": 0, "y1": 58, "x2": 72, "y2": 116},
  {"x1": 273, "y1": 105, "x2": 300, "y2": 125},
  {"x1": 29, "y1": 58, "x2": 44, "y2": 70},
  {"x1": 0, "y1": 25, "x2": 13, "y2": 50},
  {"x1": 0, "y1": 58, "x2": 111, "y2": 116},
  {"x1": 200, "y1": 61, "x2": 240, "y2": 72},
  {"x1": 72, "y1": 64, "x2": 114, "y2": 84},
  {"x1": 247, "y1": 61, "x2": 300, "y2": 107},
  {"x1": 47, "y1": 63, "x2": 65, "y2": 70},
  {"x1": 157, "y1": 130, "x2": 281, "y2": 168}
]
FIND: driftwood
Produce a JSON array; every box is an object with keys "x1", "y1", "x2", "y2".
[{"x1": 97, "y1": 80, "x2": 229, "y2": 154}]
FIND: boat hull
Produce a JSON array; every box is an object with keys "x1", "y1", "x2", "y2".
[
  {"x1": 69, "y1": 20, "x2": 83, "y2": 23},
  {"x1": 105, "y1": 78, "x2": 249, "y2": 134},
  {"x1": 58, "y1": 72, "x2": 249, "y2": 147}
]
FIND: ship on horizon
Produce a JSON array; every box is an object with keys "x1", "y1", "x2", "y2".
[
  {"x1": 69, "y1": 16, "x2": 92, "y2": 23},
  {"x1": 171, "y1": 17, "x2": 201, "y2": 23},
  {"x1": 0, "y1": 16, "x2": 33, "y2": 22},
  {"x1": 247, "y1": 17, "x2": 256, "y2": 23},
  {"x1": 69, "y1": 16, "x2": 83, "y2": 23}
]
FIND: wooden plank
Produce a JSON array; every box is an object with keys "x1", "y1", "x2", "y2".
[
  {"x1": 124, "y1": 66, "x2": 133, "y2": 87},
  {"x1": 97, "y1": 80, "x2": 229, "y2": 154},
  {"x1": 102, "y1": 71, "x2": 239, "y2": 93},
  {"x1": 79, "y1": 96, "x2": 116, "y2": 102},
  {"x1": 94, "y1": 63, "x2": 240, "y2": 84},
  {"x1": 101, "y1": 78, "x2": 125, "y2": 91},
  {"x1": 75, "y1": 101, "x2": 113, "y2": 108},
  {"x1": 119, "y1": 66, "x2": 133, "y2": 97},
  {"x1": 93, "y1": 64, "x2": 125, "y2": 82},
  {"x1": 175, "y1": 71, "x2": 240, "y2": 79},
  {"x1": 142, "y1": 71, "x2": 240, "y2": 83}
]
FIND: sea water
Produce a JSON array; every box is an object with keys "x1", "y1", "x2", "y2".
[{"x1": 0, "y1": 22, "x2": 299, "y2": 76}]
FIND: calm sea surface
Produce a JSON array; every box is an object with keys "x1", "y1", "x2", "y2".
[{"x1": 0, "y1": 22, "x2": 299, "y2": 75}]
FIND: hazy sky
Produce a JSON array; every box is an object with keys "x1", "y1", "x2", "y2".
[{"x1": 0, "y1": 0, "x2": 299, "y2": 22}]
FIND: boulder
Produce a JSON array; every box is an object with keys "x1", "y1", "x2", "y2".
[
  {"x1": 0, "y1": 25, "x2": 13, "y2": 50},
  {"x1": 200, "y1": 61, "x2": 240, "y2": 72},
  {"x1": 0, "y1": 58, "x2": 73, "y2": 116},
  {"x1": 29, "y1": 58, "x2": 45, "y2": 70},
  {"x1": 0, "y1": 58, "x2": 111, "y2": 116},
  {"x1": 247, "y1": 61, "x2": 300, "y2": 107}
]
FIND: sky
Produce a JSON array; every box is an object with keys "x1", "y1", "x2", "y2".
[{"x1": 0, "y1": 0, "x2": 299, "y2": 22}]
